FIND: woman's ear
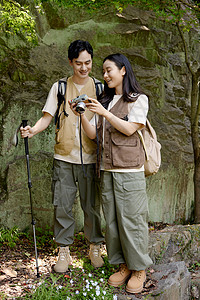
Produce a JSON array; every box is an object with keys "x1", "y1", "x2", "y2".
[{"x1": 122, "y1": 66, "x2": 126, "y2": 76}]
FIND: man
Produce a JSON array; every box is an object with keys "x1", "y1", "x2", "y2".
[{"x1": 20, "y1": 40, "x2": 104, "y2": 272}]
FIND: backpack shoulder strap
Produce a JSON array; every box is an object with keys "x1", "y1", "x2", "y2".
[
  {"x1": 55, "y1": 78, "x2": 68, "y2": 128},
  {"x1": 92, "y1": 77, "x2": 104, "y2": 98}
]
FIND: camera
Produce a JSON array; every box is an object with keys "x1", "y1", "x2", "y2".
[{"x1": 69, "y1": 94, "x2": 91, "y2": 114}]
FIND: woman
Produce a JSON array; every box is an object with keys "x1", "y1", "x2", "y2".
[{"x1": 70, "y1": 53, "x2": 152, "y2": 294}]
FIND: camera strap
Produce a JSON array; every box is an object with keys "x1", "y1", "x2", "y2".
[{"x1": 79, "y1": 115, "x2": 87, "y2": 177}]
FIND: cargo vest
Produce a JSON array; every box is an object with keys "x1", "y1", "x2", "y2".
[{"x1": 96, "y1": 96, "x2": 145, "y2": 175}]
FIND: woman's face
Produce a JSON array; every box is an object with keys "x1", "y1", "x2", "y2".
[{"x1": 103, "y1": 60, "x2": 125, "y2": 95}]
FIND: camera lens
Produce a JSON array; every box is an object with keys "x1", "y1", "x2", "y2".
[{"x1": 76, "y1": 102, "x2": 86, "y2": 114}]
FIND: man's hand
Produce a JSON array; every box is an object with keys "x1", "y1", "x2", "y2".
[
  {"x1": 20, "y1": 125, "x2": 34, "y2": 139},
  {"x1": 68, "y1": 101, "x2": 84, "y2": 116}
]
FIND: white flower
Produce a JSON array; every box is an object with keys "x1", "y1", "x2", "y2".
[
  {"x1": 70, "y1": 279, "x2": 74, "y2": 284},
  {"x1": 100, "y1": 278, "x2": 104, "y2": 282},
  {"x1": 66, "y1": 297, "x2": 71, "y2": 300},
  {"x1": 83, "y1": 292, "x2": 87, "y2": 296},
  {"x1": 102, "y1": 270, "x2": 105, "y2": 274},
  {"x1": 86, "y1": 284, "x2": 90, "y2": 289},
  {"x1": 75, "y1": 290, "x2": 79, "y2": 294},
  {"x1": 103, "y1": 290, "x2": 106, "y2": 295},
  {"x1": 96, "y1": 290, "x2": 100, "y2": 296},
  {"x1": 113, "y1": 295, "x2": 118, "y2": 300},
  {"x1": 88, "y1": 273, "x2": 92, "y2": 277},
  {"x1": 96, "y1": 285, "x2": 100, "y2": 291},
  {"x1": 57, "y1": 285, "x2": 63, "y2": 290}
]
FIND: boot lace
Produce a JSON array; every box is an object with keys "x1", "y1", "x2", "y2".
[
  {"x1": 133, "y1": 270, "x2": 143, "y2": 280},
  {"x1": 59, "y1": 247, "x2": 70, "y2": 261},
  {"x1": 119, "y1": 264, "x2": 128, "y2": 275},
  {"x1": 91, "y1": 248, "x2": 100, "y2": 257}
]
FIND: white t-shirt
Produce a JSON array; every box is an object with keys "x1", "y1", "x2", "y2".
[
  {"x1": 42, "y1": 81, "x2": 96, "y2": 164},
  {"x1": 90, "y1": 94, "x2": 149, "y2": 172}
]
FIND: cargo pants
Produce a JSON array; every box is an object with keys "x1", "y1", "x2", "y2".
[
  {"x1": 52, "y1": 159, "x2": 104, "y2": 246},
  {"x1": 101, "y1": 171, "x2": 152, "y2": 271}
]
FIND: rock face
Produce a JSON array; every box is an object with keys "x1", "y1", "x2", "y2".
[
  {"x1": 0, "y1": 4, "x2": 200, "y2": 230},
  {"x1": 117, "y1": 261, "x2": 191, "y2": 300},
  {"x1": 149, "y1": 225, "x2": 200, "y2": 266}
]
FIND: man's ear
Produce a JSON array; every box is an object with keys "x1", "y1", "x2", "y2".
[{"x1": 69, "y1": 59, "x2": 73, "y2": 66}]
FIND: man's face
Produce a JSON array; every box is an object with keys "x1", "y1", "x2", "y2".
[{"x1": 69, "y1": 50, "x2": 92, "y2": 83}]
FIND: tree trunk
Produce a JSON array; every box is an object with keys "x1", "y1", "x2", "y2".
[
  {"x1": 194, "y1": 158, "x2": 200, "y2": 223},
  {"x1": 190, "y1": 74, "x2": 200, "y2": 223}
]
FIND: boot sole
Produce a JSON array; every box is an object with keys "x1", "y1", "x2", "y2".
[
  {"x1": 126, "y1": 285, "x2": 143, "y2": 294},
  {"x1": 53, "y1": 265, "x2": 68, "y2": 273},
  {"x1": 108, "y1": 274, "x2": 131, "y2": 287}
]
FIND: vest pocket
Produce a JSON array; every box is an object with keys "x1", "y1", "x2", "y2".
[{"x1": 111, "y1": 131, "x2": 142, "y2": 167}]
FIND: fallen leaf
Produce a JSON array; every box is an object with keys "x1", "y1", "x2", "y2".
[
  {"x1": 1, "y1": 267, "x2": 17, "y2": 277},
  {"x1": 0, "y1": 275, "x2": 7, "y2": 281}
]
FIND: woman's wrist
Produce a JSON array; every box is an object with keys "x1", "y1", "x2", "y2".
[{"x1": 104, "y1": 110, "x2": 113, "y2": 122}]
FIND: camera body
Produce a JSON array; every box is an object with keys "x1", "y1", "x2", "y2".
[{"x1": 69, "y1": 94, "x2": 91, "y2": 114}]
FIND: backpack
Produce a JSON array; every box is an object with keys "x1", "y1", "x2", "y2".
[
  {"x1": 55, "y1": 77, "x2": 104, "y2": 129},
  {"x1": 138, "y1": 119, "x2": 161, "y2": 177}
]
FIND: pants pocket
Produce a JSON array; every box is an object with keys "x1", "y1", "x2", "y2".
[{"x1": 123, "y1": 178, "x2": 148, "y2": 216}]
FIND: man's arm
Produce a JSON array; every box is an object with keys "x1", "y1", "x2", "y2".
[{"x1": 20, "y1": 112, "x2": 53, "y2": 138}]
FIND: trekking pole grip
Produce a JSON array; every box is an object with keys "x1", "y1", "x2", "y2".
[{"x1": 22, "y1": 120, "x2": 29, "y2": 155}]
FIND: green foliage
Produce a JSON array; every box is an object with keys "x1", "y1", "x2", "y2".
[
  {"x1": 0, "y1": 226, "x2": 20, "y2": 248},
  {"x1": 0, "y1": 0, "x2": 199, "y2": 45},
  {"x1": 20, "y1": 265, "x2": 117, "y2": 299},
  {"x1": 0, "y1": 0, "x2": 38, "y2": 44},
  {"x1": 35, "y1": 225, "x2": 56, "y2": 250},
  {"x1": 188, "y1": 261, "x2": 200, "y2": 272}
]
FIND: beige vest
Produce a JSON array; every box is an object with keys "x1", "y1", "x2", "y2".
[{"x1": 54, "y1": 76, "x2": 97, "y2": 156}]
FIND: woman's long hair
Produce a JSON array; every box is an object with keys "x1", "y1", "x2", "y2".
[{"x1": 99, "y1": 53, "x2": 143, "y2": 109}]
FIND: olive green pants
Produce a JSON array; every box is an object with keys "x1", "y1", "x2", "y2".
[
  {"x1": 101, "y1": 171, "x2": 152, "y2": 271},
  {"x1": 52, "y1": 159, "x2": 104, "y2": 246}
]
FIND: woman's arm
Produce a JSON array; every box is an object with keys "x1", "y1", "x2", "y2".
[
  {"x1": 80, "y1": 114, "x2": 96, "y2": 139},
  {"x1": 86, "y1": 99, "x2": 143, "y2": 136},
  {"x1": 20, "y1": 112, "x2": 53, "y2": 138}
]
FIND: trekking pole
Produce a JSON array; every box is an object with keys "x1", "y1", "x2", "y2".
[{"x1": 22, "y1": 120, "x2": 40, "y2": 278}]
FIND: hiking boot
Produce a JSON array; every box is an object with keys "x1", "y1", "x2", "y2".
[
  {"x1": 54, "y1": 246, "x2": 71, "y2": 273},
  {"x1": 108, "y1": 264, "x2": 131, "y2": 287},
  {"x1": 89, "y1": 244, "x2": 104, "y2": 268},
  {"x1": 126, "y1": 270, "x2": 146, "y2": 294}
]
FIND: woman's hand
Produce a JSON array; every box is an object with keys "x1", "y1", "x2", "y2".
[{"x1": 86, "y1": 98, "x2": 108, "y2": 117}]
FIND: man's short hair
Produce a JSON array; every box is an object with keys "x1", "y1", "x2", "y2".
[{"x1": 68, "y1": 40, "x2": 93, "y2": 61}]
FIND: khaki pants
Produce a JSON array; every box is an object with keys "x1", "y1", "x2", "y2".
[
  {"x1": 101, "y1": 171, "x2": 152, "y2": 271},
  {"x1": 52, "y1": 159, "x2": 104, "y2": 246}
]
